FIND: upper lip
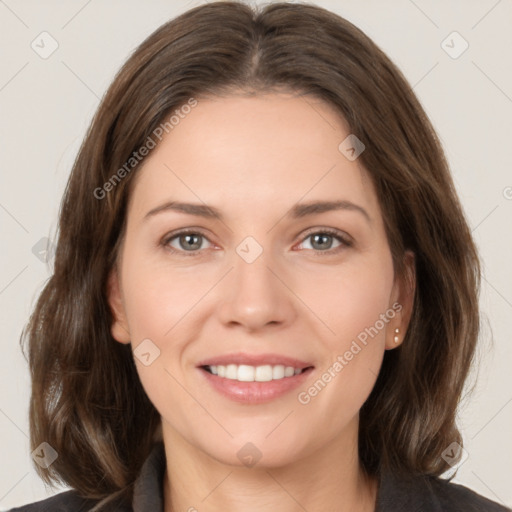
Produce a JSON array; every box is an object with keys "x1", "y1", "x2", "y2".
[{"x1": 197, "y1": 352, "x2": 314, "y2": 369}]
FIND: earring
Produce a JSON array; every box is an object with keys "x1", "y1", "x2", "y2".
[{"x1": 393, "y1": 328, "x2": 400, "y2": 344}]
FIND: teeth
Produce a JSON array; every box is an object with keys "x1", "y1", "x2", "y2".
[{"x1": 207, "y1": 364, "x2": 305, "y2": 382}]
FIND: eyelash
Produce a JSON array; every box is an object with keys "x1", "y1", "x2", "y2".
[{"x1": 160, "y1": 227, "x2": 353, "y2": 257}]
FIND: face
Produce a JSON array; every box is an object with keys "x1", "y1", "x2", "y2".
[{"x1": 108, "y1": 92, "x2": 414, "y2": 468}]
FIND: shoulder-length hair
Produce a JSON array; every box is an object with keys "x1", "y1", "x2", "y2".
[{"x1": 21, "y1": 0, "x2": 480, "y2": 507}]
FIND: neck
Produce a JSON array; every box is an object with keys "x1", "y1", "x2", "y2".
[{"x1": 162, "y1": 419, "x2": 378, "y2": 512}]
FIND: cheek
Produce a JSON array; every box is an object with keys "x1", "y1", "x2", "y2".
[
  {"x1": 119, "y1": 255, "x2": 200, "y2": 429},
  {"x1": 295, "y1": 254, "x2": 394, "y2": 404},
  {"x1": 284, "y1": 269, "x2": 393, "y2": 456},
  {"x1": 121, "y1": 251, "x2": 208, "y2": 342},
  {"x1": 119, "y1": 251, "x2": 213, "y2": 407},
  {"x1": 302, "y1": 255, "x2": 395, "y2": 349}
]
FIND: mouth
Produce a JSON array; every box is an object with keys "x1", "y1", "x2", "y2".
[
  {"x1": 200, "y1": 363, "x2": 313, "y2": 382},
  {"x1": 196, "y1": 353, "x2": 315, "y2": 404}
]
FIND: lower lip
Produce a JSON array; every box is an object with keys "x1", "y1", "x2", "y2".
[{"x1": 199, "y1": 367, "x2": 314, "y2": 404}]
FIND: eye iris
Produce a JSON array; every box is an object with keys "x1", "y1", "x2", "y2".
[
  {"x1": 311, "y1": 233, "x2": 333, "y2": 250},
  {"x1": 180, "y1": 233, "x2": 202, "y2": 250},
  {"x1": 173, "y1": 232, "x2": 339, "y2": 252}
]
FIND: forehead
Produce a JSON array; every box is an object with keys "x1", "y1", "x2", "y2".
[{"x1": 128, "y1": 93, "x2": 379, "y2": 222}]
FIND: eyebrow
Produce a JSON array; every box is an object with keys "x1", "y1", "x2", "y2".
[{"x1": 144, "y1": 199, "x2": 371, "y2": 223}]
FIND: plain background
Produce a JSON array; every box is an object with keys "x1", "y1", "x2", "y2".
[{"x1": 1, "y1": 0, "x2": 511, "y2": 509}]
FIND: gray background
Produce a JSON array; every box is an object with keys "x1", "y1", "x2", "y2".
[{"x1": 0, "y1": 0, "x2": 511, "y2": 509}]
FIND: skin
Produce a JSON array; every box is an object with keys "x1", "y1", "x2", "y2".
[{"x1": 108, "y1": 92, "x2": 415, "y2": 512}]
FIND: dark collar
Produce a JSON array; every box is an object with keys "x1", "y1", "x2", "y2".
[
  {"x1": 131, "y1": 441, "x2": 506, "y2": 512},
  {"x1": 132, "y1": 441, "x2": 167, "y2": 511}
]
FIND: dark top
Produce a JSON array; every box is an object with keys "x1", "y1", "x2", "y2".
[{"x1": 9, "y1": 441, "x2": 511, "y2": 511}]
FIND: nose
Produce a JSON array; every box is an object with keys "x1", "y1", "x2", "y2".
[{"x1": 215, "y1": 247, "x2": 297, "y2": 332}]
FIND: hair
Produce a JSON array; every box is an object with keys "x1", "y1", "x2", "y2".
[{"x1": 20, "y1": 0, "x2": 481, "y2": 508}]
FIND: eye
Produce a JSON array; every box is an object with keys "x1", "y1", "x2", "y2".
[
  {"x1": 161, "y1": 227, "x2": 352, "y2": 257},
  {"x1": 162, "y1": 230, "x2": 213, "y2": 255},
  {"x1": 296, "y1": 228, "x2": 352, "y2": 254}
]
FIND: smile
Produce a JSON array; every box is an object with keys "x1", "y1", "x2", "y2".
[
  {"x1": 198, "y1": 364, "x2": 315, "y2": 404},
  {"x1": 204, "y1": 364, "x2": 308, "y2": 382}
]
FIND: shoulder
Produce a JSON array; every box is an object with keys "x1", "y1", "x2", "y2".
[
  {"x1": 377, "y1": 469, "x2": 511, "y2": 512},
  {"x1": 429, "y1": 476, "x2": 510, "y2": 512},
  {"x1": 8, "y1": 490, "x2": 105, "y2": 512}
]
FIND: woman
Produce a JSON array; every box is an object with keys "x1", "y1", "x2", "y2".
[{"x1": 13, "y1": 1, "x2": 510, "y2": 511}]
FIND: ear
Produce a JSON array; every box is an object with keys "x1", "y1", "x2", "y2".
[
  {"x1": 106, "y1": 266, "x2": 131, "y2": 344},
  {"x1": 386, "y1": 250, "x2": 416, "y2": 350}
]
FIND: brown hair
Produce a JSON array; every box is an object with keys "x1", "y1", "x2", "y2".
[{"x1": 20, "y1": 0, "x2": 480, "y2": 507}]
